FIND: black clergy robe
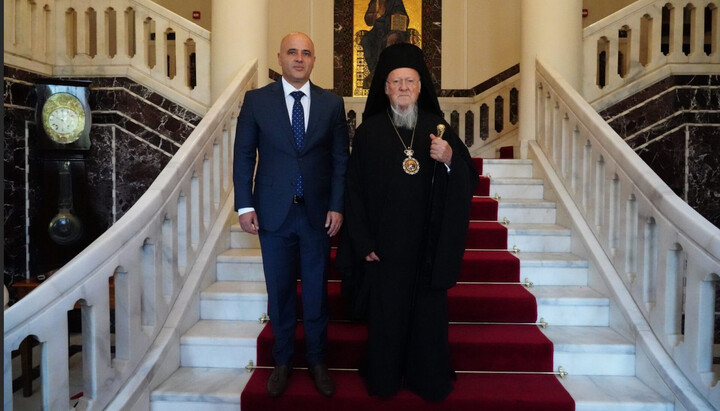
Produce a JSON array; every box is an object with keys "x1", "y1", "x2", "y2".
[{"x1": 337, "y1": 109, "x2": 479, "y2": 401}]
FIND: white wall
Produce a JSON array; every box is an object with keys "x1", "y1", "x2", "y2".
[
  {"x1": 211, "y1": 0, "x2": 268, "y2": 101},
  {"x1": 152, "y1": 0, "x2": 211, "y2": 30},
  {"x1": 582, "y1": 0, "x2": 637, "y2": 27},
  {"x1": 443, "y1": 0, "x2": 522, "y2": 89},
  {"x1": 267, "y1": 0, "x2": 335, "y2": 90}
]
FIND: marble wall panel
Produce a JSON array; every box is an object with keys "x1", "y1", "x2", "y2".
[
  {"x1": 84, "y1": 125, "x2": 117, "y2": 227},
  {"x1": 113, "y1": 130, "x2": 172, "y2": 219},
  {"x1": 608, "y1": 90, "x2": 677, "y2": 138},
  {"x1": 3, "y1": 66, "x2": 200, "y2": 291},
  {"x1": 607, "y1": 82, "x2": 720, "y2": 139},
  {"x1": 4, "y1": 80, "x2": 36, "y2": 108},
  {"x1": 4, "y1": 66, "x2": 38, "y2": 84},
  {"x1": 601, "y1": 75, "x2": 719, "y2": 229},
  {"x1": 600, "y1": 75, "x2": 720, "y2": 120},
  {"x1": 3, "y1": 107, "x2": 33, "y2": 281},
  {"x1": 600, "y1": 76, "x2": 676, "y2": 119},
  {"x1": 91, "y1": 77, "x2": 203, "y2": 125},
  {"x1": 90, "y1": 87, "x2": 197, "y2": 145},
  {"x1": 687, "y1": 126, "x2": 720, "y2": 227},
  {"x1": 93, "y1": 112, "x2": 182, "y2": 156},
  {"x1": 635, "y1": 128, "x2": 686, "y2": 198}
]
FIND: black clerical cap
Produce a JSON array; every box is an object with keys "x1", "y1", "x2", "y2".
[{"x1": 362, "y1": 42, "x2": 442, "y2": 121}]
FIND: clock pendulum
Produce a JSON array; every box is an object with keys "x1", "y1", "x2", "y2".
[{"x1": 47, "y1": 161, "x2": 84, "y2": 246}]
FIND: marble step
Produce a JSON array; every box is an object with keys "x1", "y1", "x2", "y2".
[
  {"x1": 505, "y1": 223, "x2": 572, "y2": 253},
  {"x1": 561, "y1": 375, "x2": 673, "y2": 411},
  {"x1": 216, "y1": 248, "x2": 589, "y2": 287},
  {"x1": 200, "y1": 281, "x2": 608, "y2": 327},
  {"x1": 216, "y1": 248, "x2": 264, "y2": 281},
  {"x1": 543, "y1": 326, "x2": 635, "y2": 376},
  {"x1": 530, "y1": 286, "x2": 610, "y2": 327},
  {"x1": 150, "y1": 367, "x2": 247, "y2": 411},
  {"x1": 180, "y1": 320, "x2": 264, "y2": 368},
  {"x1": 485, "y1": 177, "x2": 545, "y2": 199},
  {"x1": 200, "y1": 281, "x2": 267, "y2": 321},
  {"x1": 482, "y1": 159, "x2": 534, "y2": 178},
  {"x1": 216, "y1": 249, "x2": 590, "y2": 287},
  {"x1": 228, "y1": 202, "x2": 560, "y2": 249},
  {"x1": 229, "y1": 227, "x2": 260, "y2": 249},
  {"x1": 496, "y1": 198, "x2": 557, "y2": 224},
  {"x1": 150, "y1": 365, "x2": 670, "y2": 411},
  {"x1": 179, "y1": 320, "x2": 631, "y2": 376},
  {"x1": 518, "y1": 252, "x2": 589, "y2": 286}
]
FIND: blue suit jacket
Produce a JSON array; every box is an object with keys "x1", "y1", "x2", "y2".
[{"x1": 233, "y1": 80, "x2": 350, "y2": 232}]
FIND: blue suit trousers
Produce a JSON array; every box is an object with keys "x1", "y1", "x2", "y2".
[{"x1": 259, "y1": 202, "x2": 330, "y2": 366}]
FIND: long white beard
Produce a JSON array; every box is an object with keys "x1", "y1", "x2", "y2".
[{"x1": 391, "y1": 104, "x2": 418, "y2": 129}]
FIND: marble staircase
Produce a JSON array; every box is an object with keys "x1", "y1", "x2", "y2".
[{"x1": 149, "y1": 159, "x2": 673, "y2": 411}]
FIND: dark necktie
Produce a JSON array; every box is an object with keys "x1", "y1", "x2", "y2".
[{"x1": 291, "y1": 91, "x2": 305, "y2": 197}]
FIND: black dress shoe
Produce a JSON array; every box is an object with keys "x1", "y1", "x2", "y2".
[
  {"x1": 267, "y1": 365, "x2": 291, "y2": 397},
  {"x1": 308, "y1": 364, "x2": 335, "y2": 397}
]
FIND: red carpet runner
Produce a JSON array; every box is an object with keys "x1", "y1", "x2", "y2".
[{"x1": 241, "y1": 158, "x2": 575, "y2": 410}]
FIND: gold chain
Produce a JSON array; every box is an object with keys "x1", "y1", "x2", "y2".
[
  {"x1": 387, "y1": 110, "x2": 416, "y2": 156},
  {"x1": 387, "y1": 110, "x2": 420, "y2": 175}
]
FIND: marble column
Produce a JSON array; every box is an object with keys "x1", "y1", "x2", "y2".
[
  {"x1": 519, "y1": 0, "x2": 582, "y2": 158},
  {"x1": 210, "y1": 0, "x2": 269, "y2": 102}
]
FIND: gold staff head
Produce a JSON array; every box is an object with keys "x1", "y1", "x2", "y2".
[{"x1": 436, "y1": 124, "x2": 446, "y2": 139}]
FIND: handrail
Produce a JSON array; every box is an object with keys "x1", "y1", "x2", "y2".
[
  {"x1": 582, "y1": 0, "x2": 720, "y2": 109},
  {"x1": 3, "y1": 59, "x2": 257, "y2": 411},
  {"x1": 536, "y1": 57, "x2": 720, "y2": 408},
  {"x1": 3, "y1": 0, "x2": 211, "y2": 114}
]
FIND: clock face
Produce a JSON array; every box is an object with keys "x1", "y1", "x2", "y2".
[
  {"x1": 48, "y1": 107, "x2": 80, "y2": 134},
  {"x1": 41, "y1": 92, "x2": 86, "y2": 144}
]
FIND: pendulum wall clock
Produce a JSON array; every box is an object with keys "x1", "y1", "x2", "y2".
[
  {"x1": 31, "y1": 79, "x2": 93, "y2": 273},
  {"x1": 36, "y1": 80, "x2": 92, "y2": 151}
]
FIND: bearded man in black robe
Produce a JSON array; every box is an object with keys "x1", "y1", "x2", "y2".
[{"x1": 337, "y1": 43, "x2": 479, "y2": 402}]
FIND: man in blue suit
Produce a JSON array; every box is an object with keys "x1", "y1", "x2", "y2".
[{"x1": 233, "y1": 32, "x2": 349, "y2": 398}]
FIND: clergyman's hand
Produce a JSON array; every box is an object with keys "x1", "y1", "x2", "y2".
[
  {"x1": 365, "y1": 251, "x2": 380, "y2": 262},
  {"x1": 325, "y1": 211, "x2": 343, "y2": 237},
  {"x1": 430, "y1": 133, "x2": 452, "y2": 166},
  {"x1": 239, "y1": 211, "x2": 259, "y2": 235}
]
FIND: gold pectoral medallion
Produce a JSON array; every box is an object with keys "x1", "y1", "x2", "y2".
[
  {"x1": 402, "y1": 149, "x2": 419, "y2": 175},
  {"x1": 388, "y1": 110, "x2": 420, "y2": 176}
]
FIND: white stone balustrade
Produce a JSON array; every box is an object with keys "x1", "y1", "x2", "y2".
[
  {"x1": 583, "y1": 0, "x2": 720, "y2": 109},
  {"x1": 3, "y1": 59, "x2": 257, "y2": 411},
  {"x1": 537, "y1": 58, "x2": 720, "y2": 407},
  {"x1": 3, "y1": 0, "x2": 212, "y2": 114}
]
